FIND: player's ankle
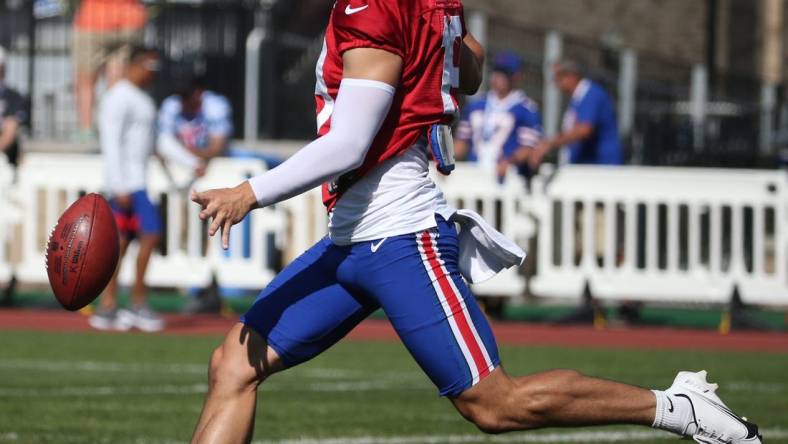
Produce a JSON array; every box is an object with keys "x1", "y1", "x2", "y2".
[{"x1": 651, "y1": 390, "x2": 694, "y2": 436}]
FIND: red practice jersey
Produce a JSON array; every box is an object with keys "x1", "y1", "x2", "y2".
[{"x1": 316, "y1": 0, "x2": 466, "y2": 210}]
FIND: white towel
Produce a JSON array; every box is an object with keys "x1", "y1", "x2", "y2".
[{"x1": 451, "y1": 209, "x2": 526, "y2": 284}]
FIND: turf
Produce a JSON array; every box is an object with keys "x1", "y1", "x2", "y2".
[{"x1": 0, "y1": 330, "x2": 786, "y2": 444}]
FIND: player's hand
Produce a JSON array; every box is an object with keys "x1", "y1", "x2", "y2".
[
  {"x1": 496, "y1": 159, "x2": 510, "y2": 179},
  {"x1": 195, "y1": 162, "x2": 207, "y2": 178},
  {"x1": 114, "y1": 194, "x2": 133, "y2": 210},
  {"x1": 191, "y1": 182, "x2": 258, "y2": 250},
  {"x1": 528, "y1": 141, "x2": 551, "y2": 170},
  {"x1": 510, "y1": 147, "x2": 530, "y2": 165}
]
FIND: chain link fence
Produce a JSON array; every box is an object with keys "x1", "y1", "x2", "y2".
[
  {"x1": 1, "y1": 0, "x2": 254, "y2": 141},
  {"x1": 485, "y1": 13, "x2": 775, "y2": 169},
  {"x1": 1, "y1": 0, "x2": 781, "y2": 168}
]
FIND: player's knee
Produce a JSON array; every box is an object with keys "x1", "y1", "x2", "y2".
[
  {"x1": 454, "y1": 397, "x2": 513, "y2": 434},
  {"x1": 207, "y1": 346, "x2": 223, "y2": 382},
  {"x1": 463, "y1": 405, "x2": 511, "y2": 434},
  {"x1": 207, "y1": 344, "x2": 265, "y2": 392}
]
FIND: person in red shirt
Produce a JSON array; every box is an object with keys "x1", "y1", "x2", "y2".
[
  {"x1": 188, "y1": 2, "x2": 761, "y2": 443},
  {"x1": 72, "y1": 0, "x2": 147, "y2": 139}
]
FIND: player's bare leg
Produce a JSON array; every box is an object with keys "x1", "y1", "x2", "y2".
[
  {"x1": 191, "y1": 323, "x2": 284, "y2": 444},
  {"x1": 451, "y1": 367, "x2": 655, "y2": 433},
  {"x1": 131, "y1": 234, "x2": 159, "y2": 307},
  {"x1": 99, "y1": 236, "x2": 130, "y2": 310},
  {"x1": 75, "y1": 70, "x2": 97, "y2": 133}
]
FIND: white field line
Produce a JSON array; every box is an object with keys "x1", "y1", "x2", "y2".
[
  {"x1": 0, "y1": 359, "x2": 207, "y2": 375},
  {"x1": 727, "y1": 381, "x2": 785, "y2": 393},
  {"x1": 0, "y1": 379, "x2": 429, "y2": 397},
  {"x1": 0, "y1": 358, "x2": 783, "y2": 397},
  {"x1": 0, "y1": 383, "x2": 209, "y2": 397},
  {"x1": 0, "y1": 433, "x2": 184, "y2": 444},
  {"x1": 251, "y1": 429, "x2": 788, "y2": 444},
  {"x1": 2, "y1": 430, "x2": 787, "y2": 444},
  {"x1": 0, "y1": 375, "x2": 776, "y2": 398},
  {"x1": 1, "y1": 359, "x2": 781, "y2": 392},
  {"x1": 0, "y1": 359, "x2": 369, "y2": 380}
]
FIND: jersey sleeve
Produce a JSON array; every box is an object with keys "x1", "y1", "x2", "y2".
[
  {"x1": 157, "y1": 96, "x2": 179, "y2": 136},
  {"x1": 331, "y1": 0, "x2": 406, "y2": 59},
  {"x1": 573, "y1": 88, "x2": 601, "y2": 126},
  {"x1": 515, "y1": 107, "x2": 542, "y2": 149},
  {"x1": 203, "y1": 94, "x2": 233, "y2": 138},
  {"x1": 455, "y1": 100, "x2": 478, "y2": 142}
]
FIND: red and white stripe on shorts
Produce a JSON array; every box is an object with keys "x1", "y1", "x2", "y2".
[{"x1": 416, "y1": 230, "x2": 494, "y2": 385}]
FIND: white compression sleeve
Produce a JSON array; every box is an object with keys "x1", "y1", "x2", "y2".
[{"x1": 247, "y1": 79, "x2": 395, "y2": 207}]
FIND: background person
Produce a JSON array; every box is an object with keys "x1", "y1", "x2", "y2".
[
  {"x1": 72, "y1": 0, "x2": 147, "y2": 141},
  {"x1": 0, "y1": 45, "x2": 28, "y2": 174},
  {"x1": 526, "y1": 58, "x2": 625, "y2": 324},
  {"x1": 455, "y1": 52, "x2": 542, "y2": 182},
  {"x1": 157, "y1": 74, "x2": 232, "y2": 166},
  {"x1": 91, "y1": 47, "x2": 201, "y2": 332},
  {"x1": 0, "y1": 45, "x2": 28, "y2": 307},
  {"x1": 157, "y1": 74, "x2": 233, "y2": 313},
  {"x1": 526, "y1": 58, "x2": 622, "y2": 169}
]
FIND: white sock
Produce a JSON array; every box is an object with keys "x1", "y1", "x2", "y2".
[{"x1": 651, "y1": 390, "x2": 696, "y2": 436}]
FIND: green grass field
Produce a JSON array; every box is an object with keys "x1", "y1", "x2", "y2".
[{"x1": 0, "y1": 330, "x2": 786, "y2": 444}]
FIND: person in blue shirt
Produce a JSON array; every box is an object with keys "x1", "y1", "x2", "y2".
[
  {"x1": 527, "y1": 59, "x2": 622, "y2": 169},
  {"x1": 157, "y1": 74, "x2": 233, "y2": 166},
  {"x1": 455, "y1": 52, "x2": 543, "y2": 181}
]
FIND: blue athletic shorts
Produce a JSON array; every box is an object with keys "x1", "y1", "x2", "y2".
[
  {"x1": 109, "y1": 190, "x2": 162, "y2": 238},
  {"x1": 241, "y1": 215, "x2": 500, "y2": 397}
]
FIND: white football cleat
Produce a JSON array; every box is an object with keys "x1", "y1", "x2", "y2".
[{"x1": 666, "y1": 370, "x2": 763, "y2": 444}]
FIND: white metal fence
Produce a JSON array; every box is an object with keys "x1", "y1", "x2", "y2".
[
  {"x1": 1, "y1": 155, "x2": 787, "y2": 307},
  {"x1": 4, "y1": 153, "x2": 284, "y2": 290},
  {"x1": 529, "y1": 165, "x2": 788, "y2": 306}
]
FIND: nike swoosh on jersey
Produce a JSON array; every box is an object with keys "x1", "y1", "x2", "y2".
[{"x1": 345, "y1": 4, "x2": 369, "y2": 15}]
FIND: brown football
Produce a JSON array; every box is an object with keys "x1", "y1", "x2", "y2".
[{"x1": 45, "y1": 193, "x2": 120, "y2": 311}]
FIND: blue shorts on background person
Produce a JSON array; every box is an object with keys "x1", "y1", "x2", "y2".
[{"x1": 109, "y1": 190, "x2": 162, "y2": 239}]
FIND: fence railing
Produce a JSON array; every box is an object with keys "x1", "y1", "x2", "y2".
[
  {"x1": 529, "y1": 165, "x2": 788, "y2": 306},
  {"x1": 1, "y1": 155, "x2": 787, "y2": 307},
  {"x1": 7, "y1": 154, "x2": 284, "y2": 290}
]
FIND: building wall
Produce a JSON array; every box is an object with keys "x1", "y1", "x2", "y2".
[{"x1": 464, "y1": 0, "x2": 708, "y2": 65}]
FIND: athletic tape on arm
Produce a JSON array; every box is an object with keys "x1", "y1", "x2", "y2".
[{"x1": 248, "y1": 78, "x2": 395, "y2": 207}]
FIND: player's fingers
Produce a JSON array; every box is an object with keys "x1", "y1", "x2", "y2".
[
  {"x1": 221, "y1": 219, "x2": 232, "y2": 250},
  {"x1": 191, "y1": 190, "x2": 207, "y2": 207},
  {"x1": 199, "y1": 200, "x2": 220, "y2": 220},
  {"x1": 208, "y1": 211, "x2": 224, "y2": 237}
]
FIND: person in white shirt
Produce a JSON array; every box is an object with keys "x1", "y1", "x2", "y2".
[
  {"x1": 91, "y1": 47, "x2": 202, "y2": 332},
  {"x1": 157, "y1": 74, "x2": 233, "y2": 164}
]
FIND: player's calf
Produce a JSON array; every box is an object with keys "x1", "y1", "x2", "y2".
[
  {"x1": 452, "y1": 367, "x2": 655, "y2": 434},
  {"x1": 192, "y1": 324, "x2": 284, "y2": 444},
  {"x1": 452, "y1": 368, "x2": 565, "y2": 434}
]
